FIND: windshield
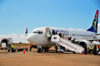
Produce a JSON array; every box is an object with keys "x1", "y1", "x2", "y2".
[
  {"x1": 33, "y1": 31, "x2": 38, "y2": 33},
  {"x1": 32, "y1": 30, "x2": 43, "y2": 34}
]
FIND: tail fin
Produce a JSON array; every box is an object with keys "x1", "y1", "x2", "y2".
[{"x1": 87, "y1": 10, "x2": 99, "y2": 33}]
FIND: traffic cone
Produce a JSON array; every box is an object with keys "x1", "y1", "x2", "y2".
[{"x1": 23, "y1": 49, "x2": 25, "y2": 54}]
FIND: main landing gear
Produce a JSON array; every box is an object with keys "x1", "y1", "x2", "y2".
[
  {"x1": 37, "y1": 48, "x2": 42, "y2": 53},
  {"x1": 37, "y1": 45, "x2": 50, "y2": 53}
]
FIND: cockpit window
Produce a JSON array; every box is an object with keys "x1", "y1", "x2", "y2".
[
  {"x1": 38, "y1": 31, "x2": 43, "y2": 34},
  {"x1": 33, "y1": 31, "x2": 37, "y2": 33},
  {"x1": 32, "y1": 30, "x2": 43, "y2": 34}
]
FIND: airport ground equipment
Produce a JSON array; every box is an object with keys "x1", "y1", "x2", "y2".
[
  {"x1": 0, "y1": 38, "x2": 13, "y2": 50},
  {"x1": 51, "y1": 35, "x2": 84, "y2": 53},
  {"x1": 11, "y1": 43, "x2": 28, "y2": 52}
]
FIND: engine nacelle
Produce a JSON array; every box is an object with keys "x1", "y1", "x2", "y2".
[{"x1": 79, "y1": 40, "x2": 91, "y2": 48}]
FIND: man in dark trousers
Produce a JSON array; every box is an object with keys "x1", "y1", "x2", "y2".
[
  {"x1": 93, "y1": 44, "x2": 97, "y2": 55},
  {"x1": 30, "y1": 44, "x2": 32, "y2": 51},
  {"x1": 11, "y1": 44, "x2": 14, "y2": 52},
  {"x1": 84, "y1": 44, "x2": 87, "y2": 55}
]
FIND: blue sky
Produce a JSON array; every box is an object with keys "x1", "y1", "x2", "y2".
[{"x1": 0, "y1": 0, "x2": 100, "y2": 43}]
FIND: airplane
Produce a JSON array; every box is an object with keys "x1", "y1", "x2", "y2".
[{"x1": 27, "y1": 10, "x2": 99, "y2": 53}]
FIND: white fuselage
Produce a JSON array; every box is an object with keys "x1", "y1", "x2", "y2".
[{"x1": 27, "y1": 27, "x2": 95, "y2": 46}]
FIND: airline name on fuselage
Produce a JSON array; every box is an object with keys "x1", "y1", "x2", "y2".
[{"x1": 50, "y1": 29, "x2": 69, "y2": 33}]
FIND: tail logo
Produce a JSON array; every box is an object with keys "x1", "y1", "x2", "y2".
[
  {"x1": 87, "y1": 10, "x2": 99, "y2": 33},
  {"x1": 92, "y1": 19, "x2": 98, "y2": 31}
]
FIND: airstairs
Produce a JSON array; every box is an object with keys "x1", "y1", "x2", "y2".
[
  {"x1": 45, "y1": 27, "x2": 84, "y2": 53},
  {"x1": 51, "y1": 35, "x2": 84, "y2": 53}
]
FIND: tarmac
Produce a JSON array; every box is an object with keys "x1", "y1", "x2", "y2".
[{"x1": 0, "y1": 47, "x2": 100, "y2": 66}]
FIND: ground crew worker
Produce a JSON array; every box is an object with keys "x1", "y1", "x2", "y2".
[
  {"x1": 30, "y1": 44, "x2": 32, "y2": 51},
  {"x1": 8, "y1": 44, "x2": 11, "y2": 52},
  {"x1": 88, "y1": 45, "x2": 92, "y2": 54},
  {"x1": 11, "y1": 44, "x2": 14, "y2": 52}
]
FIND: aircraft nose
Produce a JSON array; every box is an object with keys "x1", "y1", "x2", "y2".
[{"x1": 27, "y1": 34, "x2": 33, "y2": 43}]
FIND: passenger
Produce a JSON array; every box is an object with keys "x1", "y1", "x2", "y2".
[
  {"x1": 71, "y1": 38, "x2": 75, "y2": 43},
  {"x1": 52, "y1": 30, "x2": 55, "y2": 35},
  {"x1": 84, "y1": 44, "x2": 87, "y2": 55},
  {"x1": 62, "y1": 33, "x2": 65, "y2": 39},
  {"x1": 68, "y1": 37, "x2": 72, "y2": 41},
  {"x1": 88, "y1": 45, "x2": 92, "y2": 54},
  {"x1": 55, "y1": 31, "x2": 58, "y2": 35},
  {"x1": 30, "y1": 44, "x2": 32, "y2": 51},
  {"x1": 59, "y1": 32, "x2": 62, "y2": 37},
  {"x1": 93, "y1": 44, "x2": 97, "y2": 55}
]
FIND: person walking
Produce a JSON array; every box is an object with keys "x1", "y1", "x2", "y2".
[
  {"x1": 84, "y1": 44, "x2": 87, "y2": 55},
  {"x1": 30, "y1": 44, "x2": 32, "y2": 51},
  {"x1": 93, "y1": 44, "x2": 97, "y2": 55}
]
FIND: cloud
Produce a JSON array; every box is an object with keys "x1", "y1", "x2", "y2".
[{"x1": 0, "y1": 34, "x2": 29, "y2": 43}]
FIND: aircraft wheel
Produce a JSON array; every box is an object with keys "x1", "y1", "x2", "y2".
[
  {"x1": 44, "y1": 48, "x2": 49, "y2": 52},
  {"x1": 8, "y1": 50, "x2": 10, "y2": 52},
  {"x1": 37, "y1": 48, "x2": 42, "y2": 53},
  {"x1": 18, "y1": 49, "x2": 20, "y2": 52},
  {"x1": 73, "y1": 52, "x2": 76, "y2": 54}
]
